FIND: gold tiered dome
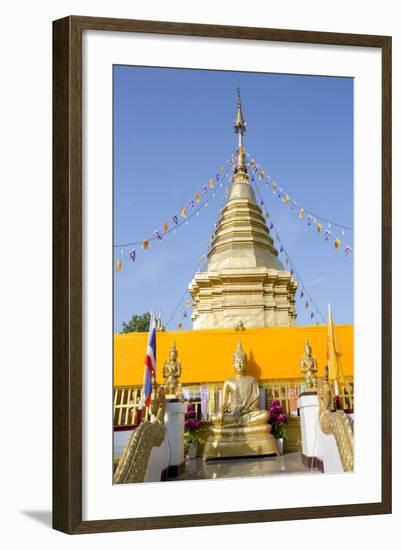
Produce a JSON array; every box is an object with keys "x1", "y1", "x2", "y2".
[{"x1": 189, "y1": 90, "x2": 297, "y2": 329}]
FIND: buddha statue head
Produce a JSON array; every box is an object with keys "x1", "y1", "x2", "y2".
[
  {"x1": 233, "y1": 339, "x2": 248, "y2": 374},
  {"x1": 304, "y1": 338, "x2": 312, "y2": 357},
  {"x1": 169, "y1": 341, "x2": 178, "y2": 362}
]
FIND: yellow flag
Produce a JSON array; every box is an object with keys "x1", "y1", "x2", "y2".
[
  {"x1": 195, "y1": 192, "x2": 200, "y2": 203},
  {"x1": 299, "y1": 208, "x2": 305, "y2": 219},
  {"x1": 116, "y1": 259, "x2": 122, "y2": 272},
  {"x1": 317, "y1": 223, "x2": 322, "y2": 233},
  {"x1": 181, "y1": 207, "x2": 187, "y2": 218},
  {"x1": 209, "y1": 178, "x2": 214, "y2": 189},
  {"x1": 142, "y1": 240, "x2": 149, "y2": 250},
  {"x1": 334, "y1": 237, "x2": 341, "y2": 250},
  {"x1": 284, "y1": 194, "x2": 289, "y2": 205},
  {"x1": 163, "y1": 221, "x2": 169, "y2": 233},
  {"x1": 327, "y1": 305, "x2": 345, "y2": 388},
  {"x1": 273, "y1": 181, "x2": 277, "y2": 193}
]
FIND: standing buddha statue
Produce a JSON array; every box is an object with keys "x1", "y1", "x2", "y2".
[
  {"x1": 300, "y1": 338, "x2": 318, "y2": 391},
  {"x1": 162, "y1": 341, "x2": 182, "y2": 399}
]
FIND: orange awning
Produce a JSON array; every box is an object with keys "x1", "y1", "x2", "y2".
[{"x1": 114, "y1": 325, "x2": 353, "y2": 387}]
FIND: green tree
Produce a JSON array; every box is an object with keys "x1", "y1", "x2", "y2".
[{"x1": 121, "y1": 312, "x2": 151, "y2": 333}]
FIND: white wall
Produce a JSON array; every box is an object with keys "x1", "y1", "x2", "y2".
[{"x1": 0, "y1": 1, "x2": 399, "y2": 548}]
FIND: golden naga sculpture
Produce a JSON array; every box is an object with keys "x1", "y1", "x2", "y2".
[
  {"x1": 317, "y1": 367, "x2": 354, "y2": 472},
  {"x1": 300, "y1": 338, "x2": 318, "y2": 391},
  {"x1": 203, "y1": 339, "x2": 278, "y2": 460},
  {"x1": 113, "y1": 384, "x2": 166, "y2": 484},
  {"x1": 162, "y1": 341, "x2": 182, "y2": 398}
]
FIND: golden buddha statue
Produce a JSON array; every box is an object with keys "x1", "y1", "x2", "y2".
[
  {"x1": 162, "y1": 341, "x2": 182, "y2": 399},
  {"x1": 300, "y1": 338, "x2": 318, "y2": 391},
  {"x1": 203, "y1": 339, "x2": 278, "y2": 460}
]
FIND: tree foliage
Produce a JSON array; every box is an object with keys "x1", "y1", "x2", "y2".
[{"x1": 121, "y1": 312, "x2": 151, "y2": 333}]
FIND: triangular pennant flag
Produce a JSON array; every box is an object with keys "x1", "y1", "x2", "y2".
[
  {"x1": 317, "y1": 223, "x2": 322, "y2": 234},
  {"x1": 116, "y1": 259, "x2": 122, "y2": 272},
  {"x1": 163, "y1": 221, "x2": 169, "y2": 233},
  {"x1": 195, "y1": 192, "x2": 200, "y2": 204},
  {"x1": 181, "y1": 207, "x2": 187, "y2": 218},
  {"x1": 142, "y1": 240, "x2": 149, "y2": 250},
  {"x1": 299, "y1": 208, "x2": 305, "y2": 219},
  {"x1": 209, "y1": 178, "x2": 215, "y2": 189}
]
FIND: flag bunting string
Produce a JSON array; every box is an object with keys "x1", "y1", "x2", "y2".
[{"x1": 250, "y1": 175, "x2": 326, "y2": 325}]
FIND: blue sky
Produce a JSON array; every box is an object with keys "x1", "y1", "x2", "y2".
[{"x1": 113, "y1": 66, "x2": 353, "y2": 332}]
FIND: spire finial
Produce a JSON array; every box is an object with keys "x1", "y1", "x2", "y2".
[{"x1": 233, "y1": 88, "x2": 247, "y2": 176}]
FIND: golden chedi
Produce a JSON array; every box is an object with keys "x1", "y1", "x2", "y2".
[
  {"x1": 189, "y1": 89, "x2": 297, "y2": 329},
  {"x1": 300, "y1": 338, "x2": 318, "y2": 391},
  {"x1": 203, "y1": 339, "x2": 279, "y2": 460},
  {"x1": 162, "y1": 341, "x2": 182, "y2": 399}
]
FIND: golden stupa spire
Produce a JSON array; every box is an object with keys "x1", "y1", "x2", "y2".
[{"x1": 233, "y1": 88, "x2": 248, "y2": 176}]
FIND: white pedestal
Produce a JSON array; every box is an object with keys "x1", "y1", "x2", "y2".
[
  {"x1": 298, "y1": 393, "x2": 345, "y2": 474},
  {"x1": 164, "y1": 401, "x2": 187, "y2": 476},
  {"x1": 144, "y1": 435, "x2": 169, "y2": 483},
  {"x1": 298, "y1": 393, "x2": 321, "y2": 459}
]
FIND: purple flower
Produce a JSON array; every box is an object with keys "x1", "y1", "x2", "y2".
[
  {"x1": 186, "y1": 410, "x2": 197, "y2": 419},
  {"x1": 278, "y1": 413, "x2": 288, "y2": 424},
  {"x1": 271, "y1": 399, "x2": 281, "y2": 407},
  {"x1": 187, "y1": 403, "x2": 195, "y2": 411}
]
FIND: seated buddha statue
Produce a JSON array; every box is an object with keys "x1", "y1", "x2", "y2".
[{"x1": 203, "y1": 339, "x2": 278, "y2": 460}]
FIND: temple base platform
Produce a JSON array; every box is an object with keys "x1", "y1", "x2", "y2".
[{"x1": 203, "y1": 431, "x2": 279, "y2": 461}]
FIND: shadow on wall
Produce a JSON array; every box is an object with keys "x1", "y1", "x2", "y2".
[{"x1": 247, "y1": 349, "x2": 262, "y2": 380}]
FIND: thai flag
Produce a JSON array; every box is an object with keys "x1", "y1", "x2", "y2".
[
  {"x1": 172, "y1": 215, "x2": 178, "y2": 225},
  {"x1": 142, "y1": 314, "x2": 157, "y2": 407}
]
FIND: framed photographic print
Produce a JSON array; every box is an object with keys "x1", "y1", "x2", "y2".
[{"x1": 53, "y1": 16, "x2": 392, "y2": 534}]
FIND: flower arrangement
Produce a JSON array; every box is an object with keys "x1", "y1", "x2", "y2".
[
  {"x1": 268, "y1": 399, "x2": 288, "y2": 439},
  {"x1": 184, "y1": 403, "x2": 201, "y2": 449}
]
